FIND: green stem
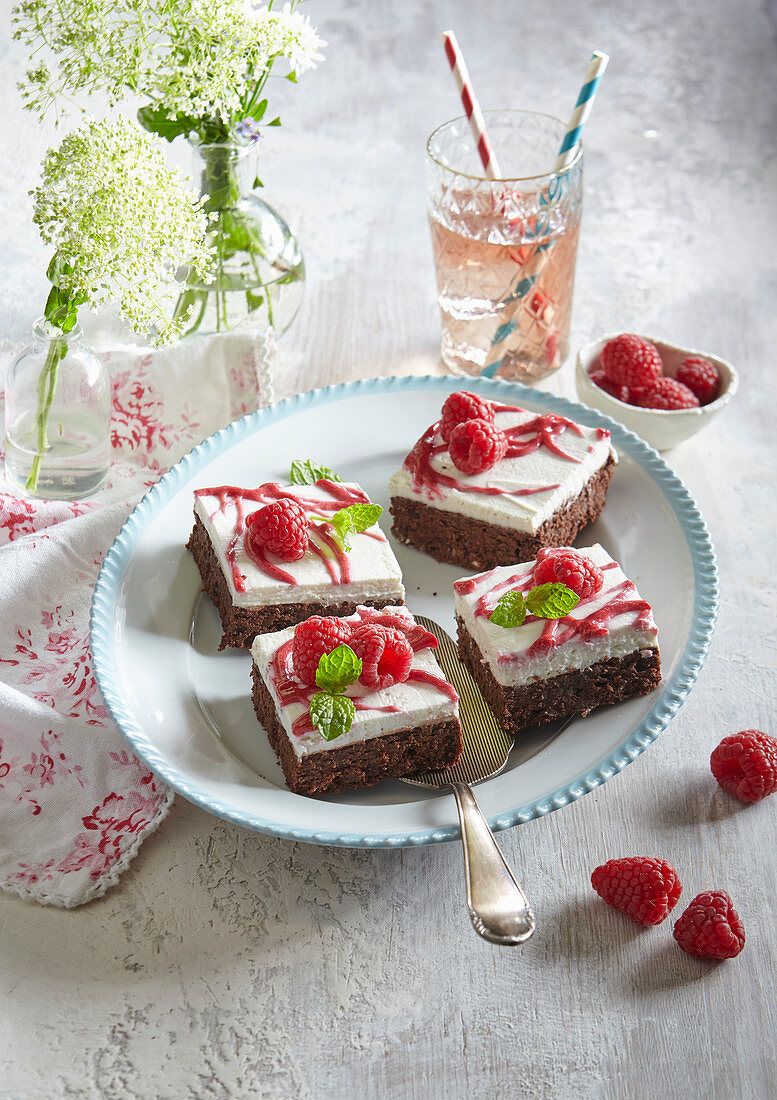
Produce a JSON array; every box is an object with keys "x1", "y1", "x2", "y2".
[{"x1": 26, "y1": 337, "x2": 65, "y2": 492}]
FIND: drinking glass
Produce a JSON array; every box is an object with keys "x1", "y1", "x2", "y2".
[{"x1": 426, "y1": 110, "x2": 583, "y2": 382}]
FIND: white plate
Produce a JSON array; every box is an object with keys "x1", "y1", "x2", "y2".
[{"x1": 91, "y1": 375, "x2": 718, "y2": 847}]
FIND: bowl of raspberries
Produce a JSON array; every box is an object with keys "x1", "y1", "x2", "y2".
[{"x1": 576, "y1": 333, "x2": 738, "y2": 450}]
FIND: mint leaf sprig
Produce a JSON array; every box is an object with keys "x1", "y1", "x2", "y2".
[
  {"x1": 310, "y1": 502, "x2": 383, "y2": 551},
  {"x1": 290, "y1": 459, "x2": 343, "y2": 485},
  {"x1": 489, "y1": 582, "x2": 580, "y2": 628},
  {"x1": 309, "y1": 644, "x2": 362, "y2": 741}
]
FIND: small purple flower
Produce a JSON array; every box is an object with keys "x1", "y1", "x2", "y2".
[{"x1": 235, "y1": 118, "x2": 263, "y2": 143}]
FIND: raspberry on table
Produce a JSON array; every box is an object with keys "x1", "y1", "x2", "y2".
[
  {"x1": 591, "y1": 856, "x2": 682, "y2": 926},
  {"x1": 676, "y1": 356, "x2": 721, "y2": 405},
  {"x1": 633, "y1": 377, "x2": 700, "y2": 410},
  {"x1": 440, "y1": 391, "x2": 495, "y2": 443},
  {"x1": 590, "y1": 369, "x2": 630, "y2": 403},
  {"x1": 673, "y1": 891, "x2": 745, "y2": 960},
  {"x1": 349, "y1": 624, "x2": 414, "y2": 690},
  {"x1": 448, "y1": 418, "x2": 508, "y2": 475},
  {"x1": 246, "y1": 498, "x2": 309, "y2": 561},
  {"x1": 292, "y1": 616, "x2": 352, "y2": 686},
  {"x1": 534, "y1": 547, "x2": 604, "y2": 599},
  {"x1": 710, "y1": 729, "x2": 777, "y2": 802},
  {"x1": 600, "y1": 334, "x2": 663, "y2": 390}
]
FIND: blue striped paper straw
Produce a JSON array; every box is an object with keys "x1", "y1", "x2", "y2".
[
  {"x1": 480, "y1": 50, "x2": 609, "y2": 377},
  {"x1": 553, "y1": 51, "x2": 609, "y2": 174}
]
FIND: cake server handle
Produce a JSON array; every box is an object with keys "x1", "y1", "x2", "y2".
[{"x1": 450, "y1": 781, "x2": 535, "y2": 946}]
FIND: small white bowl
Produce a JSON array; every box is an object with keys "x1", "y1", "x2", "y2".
[{"x1": 576, "y1": 334, "x2": 738, "y2": 451}]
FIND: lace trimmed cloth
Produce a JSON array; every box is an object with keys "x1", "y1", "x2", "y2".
[{"x1": 0, "y1": 326, "x2": 274, "y2": 907}]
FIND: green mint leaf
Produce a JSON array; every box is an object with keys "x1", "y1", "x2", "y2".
[
  {"x1": 315, "y1": 644, "x2": 362, "y2": 695},
  {"x1": 525, "y1": 582, "x2": 580, "y2": 619},
  {"x1": 489, "y1": 589, "x2": 527, "y2": 628},
  {"x1": 309, "y1": 692, "x2": 356, "y2": 742},
  {"x1": 289, "y1": 459, "x2": 343, "y2": 485},
  {"x1": 330, "y1": 503, "x2": 383, "y2": 550}
]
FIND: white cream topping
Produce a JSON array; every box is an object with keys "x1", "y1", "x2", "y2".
[
  {"x1": 251, "y1": 606, "x2": 459, "y2": 757},
  {"x1": 194, "y1": 481, "x2": 405, "y2": 608},
  {"x1": 454, "y1": 544, "x2": 659, "y2": 688},
  {"x1": 388, "y1": 404, "x2": 616, "y2": 534}
]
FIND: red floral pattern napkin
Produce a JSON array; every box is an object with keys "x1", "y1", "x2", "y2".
[{"x1": 0, "y1": 328, "x2": 274, "y2": 907}]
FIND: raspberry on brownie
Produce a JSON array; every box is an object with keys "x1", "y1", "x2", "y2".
[
  {"x1": 250, "y1": 605, "x2": 462, "y2": 795},
  {"x1": 187, "y1": 479, "x2": 405, "y2": 648},
  {"x1": 453, "y1": 544, "x2": 661, "y2": 733},
  {"x1": 389, "y1": 392, "x2": 617, "y2": 571}
]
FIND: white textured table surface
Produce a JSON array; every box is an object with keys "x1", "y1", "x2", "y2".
[{"x1": 2, "y1": 1, "x2": 776, "y2": 1097}]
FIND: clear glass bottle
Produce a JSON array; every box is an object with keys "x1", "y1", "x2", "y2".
[
  {"x1": 4, "y1": 319, "x2": 111, "y2": 500},
  {"x1": 174, "y1": 140, "x2": 305, "y2": 336}
]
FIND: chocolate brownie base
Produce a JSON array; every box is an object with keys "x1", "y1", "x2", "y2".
[
  {"x1": 251, "y1": 665, "x2": 462, "y2": 796},
  {"x1": 457, "y1": 618, "x2": 661, "y2": 734},
  {"x1": 187, "y1": 514, "x2": 402, "y2": 649},
  {"x1": 390, "y1": 456, "x2": 615, "y2": 571}
]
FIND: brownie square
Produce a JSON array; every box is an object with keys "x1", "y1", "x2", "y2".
[
  {"x1": 250, "y1": 605, "x2": 462, "y2": 796},
  {"x1": 453, "y1": 544, "x2": 661, "y2": 733},
  {"x1": 188, "y1": 478, "x2": 405, "y2": 648},
  {"x1": 388, "y1": 394, "x2": 616, "y2": 571}
]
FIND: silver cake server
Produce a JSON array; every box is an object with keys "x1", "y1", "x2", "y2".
[{"x1": 401, "y1": 615, "x2": 572, "y2": 946}]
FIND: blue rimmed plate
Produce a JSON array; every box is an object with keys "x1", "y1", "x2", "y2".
[{"x1": 90, "y1": 375, "x2": 717, "y2": 847}]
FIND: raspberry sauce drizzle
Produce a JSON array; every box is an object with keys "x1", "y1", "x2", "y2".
[
  {"x1": 266, "y1": 608, "x2": 456, "y2": 739},
  {"x1": 463, "y1": 560, "x2": 652, "y2": 661},
  {"x1": 402, "y1": 398, "x2": 602, "y2": 500},
  {"x1": 405, "y1": 669, "x2": 459, "y2": 701},
  {"x1": 195, "y1": 480, "x2": 372, "y2": 591}
]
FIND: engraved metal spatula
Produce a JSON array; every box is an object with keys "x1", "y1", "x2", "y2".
[{"x1": 401, "y1": 615, "x2": 572, "y2": 946}]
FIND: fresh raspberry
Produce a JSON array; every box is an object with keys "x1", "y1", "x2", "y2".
[
  {"x1": 673, "y1": 891, "x2": 745, "y2": 960},
  {"x1": 633, "y1": 377, "x2": 700, "y2": 410},
  {"x1": 710, "y1": 730, "x2": 777, "y2": 802},
  {"x1": 591, "y1": 857, "x2": 682, "y2": 926},
  {"x1": 676, "y1": 356, "x2": 721, "y2": 405},
  {"x1": 448, "y1": 418, "x2": 508, "y2": 475},
  {"x1": 349, "y1": 624, "x2": 413, "y2": 690},
  {"x1": 440, "y1": 391, "x2": 495, "y2": 443},
  {"x1": 534, "y1": 547, "x2": 604, "y2": 599},
  {"x1": 246, "y1": 498, "x2": 308, "y2": 561},
  {"x1": 590, "y1": 369, "x2": 630, "y2": 403},
  {"x1": 291, "y1": 616, "x2": 352, "y2": 686},
  {"x1": 600, "y1": 334, "x2": 663, "y2": 389}
]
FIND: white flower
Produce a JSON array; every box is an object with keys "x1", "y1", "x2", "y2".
[
  {"x1": 14, "y1": 0, "x2": 326, "y2": 134},
  {"x1": 34, "y1": 118, "x2": 212, "y2": 344}
]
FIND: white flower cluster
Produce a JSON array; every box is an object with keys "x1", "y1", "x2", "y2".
[
  {"x1": 34, "y1": 118, "x2": 212, "y2": 344},
  {"x1": 14, "y1": 0, "x2": 325, "y2": 128}
]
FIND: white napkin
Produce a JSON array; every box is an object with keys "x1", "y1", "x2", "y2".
[{"x1": 0, "y1": 325, "x2": 274, "y2": 907}]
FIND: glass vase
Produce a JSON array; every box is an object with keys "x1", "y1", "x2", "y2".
[
  {"x1": 175, "y1": 140, "x2": 305, "y2": 336},
  {"x1": 4, "y1": 319, "x2": 111, "y2": 500}
]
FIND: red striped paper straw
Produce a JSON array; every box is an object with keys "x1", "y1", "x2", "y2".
[{"x1": 441, "y1": 30, "x2": 503, "y2": 180}]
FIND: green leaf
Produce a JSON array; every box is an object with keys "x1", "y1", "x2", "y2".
[
  {"x1": 309, "y1": 691, "x2": 356, "y2": 741},
  {"x1": 329, "y1": 503, "x2": 383, "y2": 550},
  {"x1": 268, "y1": 117, "x2": 282, "y2": 126},
  {"x1": 286, "y1": 72, "x2": 298, "y2": 83},
  {"x1": 525, "y1": 583, "x2": 579, "y2": 619},
  {"x1": 253, "y1": 176, "x2": 264, "y2": 189},
  {"x1": 489, "y1": 589, "x2": 527, "y2": 628},
  {"x1": 254, "y1": 99, "x2": 268, "y2": 121},
  {"x1": 137, "y1": 105, "x2": 198, "y2": 143},
  {"x1": 289, "y1": 459, "x2": 343, "y2": 485},
  {"x1": 315, "y1": 644, "x2": 362, "y2": 695}
]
